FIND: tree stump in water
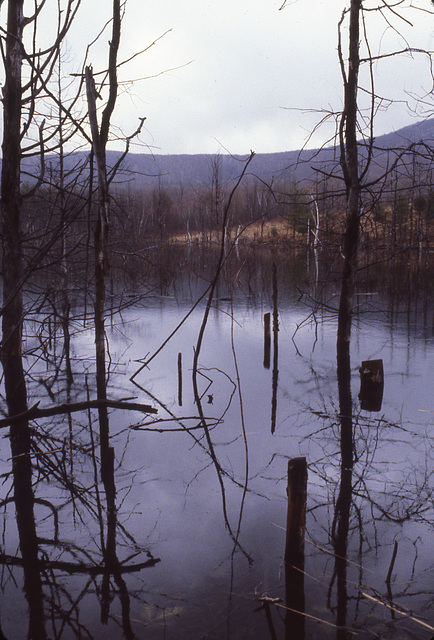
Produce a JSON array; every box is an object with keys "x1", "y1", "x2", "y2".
[
  {"x1": 359, "y1": 359, "x2": 384, "y2": 411},
  {"x1": 285, "y1": 456, "x2": 307, "y2": 640}
]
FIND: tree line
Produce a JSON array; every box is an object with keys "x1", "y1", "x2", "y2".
[{"x1": 10, "y1": 150, "x2": 434, "y2": 292}]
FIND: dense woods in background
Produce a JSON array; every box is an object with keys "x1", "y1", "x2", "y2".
[{"x1": 12, "y1": 145, "x2": 434, "y2": 297}]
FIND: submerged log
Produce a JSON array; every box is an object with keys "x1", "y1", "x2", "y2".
[{"x1": 359, "y1": 359, "x2": 384, "y2": 411}]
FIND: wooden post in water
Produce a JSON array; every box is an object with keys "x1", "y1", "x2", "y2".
[
  {"x1": 271, "y1": 264, "x2": 279, "y2": 433},
  {"x1": 263, "y1": 312, "x2": 271, "y2": 369},
  {"x1": 178, "y1": 352, "x2": 183, "y2": 406},
  {"x1": 285, "y1": 456, "x2": 307, "y2": 640}
]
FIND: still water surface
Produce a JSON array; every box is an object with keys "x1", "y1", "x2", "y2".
[{"x1": 0, "y1": 258, "x2": 433, "y2": 639}]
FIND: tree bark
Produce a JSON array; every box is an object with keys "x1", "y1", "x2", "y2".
[
  {"x1": 334, "y1": 7, "x2": 360, "y2": 633},
  {"x1": 1, "y1": 2, "x2": 47, "y2": 637},
  {"x1": 84, "y1": 1, "x2": 122, "y2": 485},
  {"x1": 285, "y1": 457, "x2": 307, "y2": 640},
  {"x1": 85, "y1": 65, "x2": 111, "y2": 480},
  {"x1": 337, "y1": 0, "x2": 362, "y2": 368}
]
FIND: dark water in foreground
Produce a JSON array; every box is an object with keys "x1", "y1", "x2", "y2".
[{"x1": 0, "y1": 255, "x2": 433, "y2": 639}]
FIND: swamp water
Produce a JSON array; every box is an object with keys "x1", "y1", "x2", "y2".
[{"x1": 0, "y1": 252, "x2": 433, "y2": 639}]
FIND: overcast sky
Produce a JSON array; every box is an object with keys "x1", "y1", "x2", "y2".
[{"x1": 9, "y1": 0, "x2": 434, "y2": 155}]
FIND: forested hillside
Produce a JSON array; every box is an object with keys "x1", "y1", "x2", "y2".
[{"x1": 14, "y1": 116, "x2": 434, "y2": 189}]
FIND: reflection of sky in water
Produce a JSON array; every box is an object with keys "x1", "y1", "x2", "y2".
[
  {"x1": 2, "y1": 291, "x2": 433, "y2": 638},
  {"x1": 104, "y1": 299, "x2": 433, "y2": 608}
]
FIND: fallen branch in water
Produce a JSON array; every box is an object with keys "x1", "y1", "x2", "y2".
[
  {"x1": 0, "y1": 398, "x2": 157, "y2": 428},
  {"x1": 131, "y1": 416, "x2": 220, "y2": 432},
  {"x1": 257, "y1": 597, "x2": 358, "y2": 635},
  {"x1": 361, "y1": 591, "x2": 434, "y2": 632}
]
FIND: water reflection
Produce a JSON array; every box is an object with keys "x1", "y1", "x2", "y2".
[
  {"x1": 332, "y1": 333, "x2": 354, "y2": 640},
  {"x1": 1, "y1": 395, "x2": 159, "y2": 638},
  {"x1": 271, "y1": 263, "x2": 279, "y2": 435},
  {"x1": 0, "y1": 249, "x2": 433, "y2": 638}
]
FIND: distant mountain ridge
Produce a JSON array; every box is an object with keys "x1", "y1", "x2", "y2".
[
  {"x1": 16, "y1": 117, "x2": 434, "y2": 190},
  {"x1": 102, "y1": 116, "x2": 434, "y2": 188}
]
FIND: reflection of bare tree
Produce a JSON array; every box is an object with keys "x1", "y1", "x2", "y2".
[
  {"x1": 329, "y1": 345, "x2": 354, "y2": 640},
  {"x1": 276, "y1": 278, "x2": 433, "y2": 638},
  {"x1": 192, "y1": 155, "x2": 255, "y2": 557},
  {"x1": 1, "y1": 294, "x2": 160, "y2": 638},
  {"x1": 271, "y1": 263, "x2": 279, "y2": 435},
  {"x1": 1, "y1": 408, "x2": 159, "y2": 639},
  {"x1": 299, "y1": 350, "x2": 433, "y2": 638}
]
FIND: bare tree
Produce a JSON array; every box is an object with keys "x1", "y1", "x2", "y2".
[
  {"x1": 0, "y1": 3, "x2": 83, "y2": 637},
  {"x1": 0, "y1": 3, "x2": 151, "y2": 634},
  {"x1": 336, "y1": 0, "x2": 362, "y2": 370},
  {"x1": 327, "y1": 0, "x2": 434, "y2": 366},
  {"x1": 85, "y1": 2, "x2": 120, "y2": 481}
]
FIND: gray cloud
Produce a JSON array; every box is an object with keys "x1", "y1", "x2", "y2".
[{"x1": 9, "y1": 0, "x2": 434, "y2": 155}]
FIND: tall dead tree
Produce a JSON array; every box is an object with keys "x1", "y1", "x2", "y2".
[
  {"x1": 336, "y1": 0, "x2": 361, "y2": 372},
  {"x1": 1, "y1": 2, "x2": 46, "y2": 636},
  {"x1": 0, "y1": 2, "x2": 97, "y2": 634},
  {"x1": 84, "y1": 0, "x2": 121, "y2": 483},
  {"x1": 331, "y1": 4, "x2": 432, "y2": 632},
  {"x1": 335, "y1": 1, "x2": 434, "y2": 364}
]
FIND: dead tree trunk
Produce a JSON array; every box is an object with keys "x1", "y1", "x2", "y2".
[
  {"x1": 85, "y1": 65, "x2": 111, "y2": 480},
  {"x1": 336, "y1": 0, "x2": 362, "y2": 371},
  {"x1": 84, "y1": 0, "x2": 121, "y2": 483},
  {"x1": 334, "y1": 8, "x2": 360, "y2": 633},
  {"x1": 1, "y1": 1, "x2": 46, "y2": 636}
]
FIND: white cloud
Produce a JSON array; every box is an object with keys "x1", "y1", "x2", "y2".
[{"x1": 113, "y1": 0, "x2": 346, "y2": 153}]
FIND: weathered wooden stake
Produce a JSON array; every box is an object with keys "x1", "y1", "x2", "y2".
[
  {"x1": 271, "y1": 264, "x2": 279, "y2": 433},
  {"x1": 285, "y1": 456, "x2": 307, "y2": 640},
  {"x1": 263, "y1": 312, "x2": 271, "y2": 369},
  {"x1": 178, "y1": 352, "x2": 183, "y2": 406},
  {"x1": 386, "y1": 539, "x2": 398, "y2": 586}
]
